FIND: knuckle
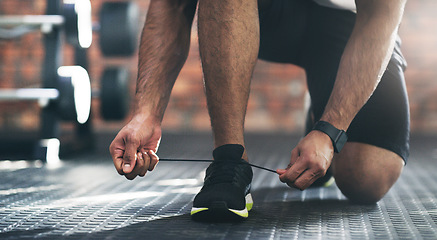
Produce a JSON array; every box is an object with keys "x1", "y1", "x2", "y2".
[
  {"x1": 312, "y1": 161, "x2": 325, "y2": 171},
  {"x1": 306, "y1": 157, "x2": 324, "y2": 170},
  {"x1": 136, "y1": 157, "x2": 145, "y2": 167},
  {"x1": 109, "y1": 143, "x2": 114, "y2": 152},
  {"x1": 123, "y1": 153, "x2": 134, "y2": 161},
  {"x1": 125, "y1": 132, "x2": 140, "y2": 145},
  {"x1": 279, "y1": 174, "x2": 288, "y2": 183},
  {"x1": 317, "y1": 171, "x2": 326, "y2": 178},
  {"x1": 300, "y1": 156, "x2": 312, "y2": 166}
]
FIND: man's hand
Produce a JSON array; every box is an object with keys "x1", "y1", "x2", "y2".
[
  {"x1": 277, "y1": 130, "x2": 334, "y2": 190},
  {"x1": 109, "y1": 115, "x2": 162, "y2": 180}
]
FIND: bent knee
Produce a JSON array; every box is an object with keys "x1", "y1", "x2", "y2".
[
  {"x1": 332, "y1": 142, "x2": 404, "y2": 204},
  {"x1": 335, "y1": 179, "x2": 386, "y2": 204}
]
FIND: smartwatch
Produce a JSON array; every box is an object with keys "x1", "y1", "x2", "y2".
[{"x1": 313, "y1": 121, "x2": 348, "y2": 153}]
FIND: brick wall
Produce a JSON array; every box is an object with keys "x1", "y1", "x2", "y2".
[
  {"x1": 400, "y1": 0, "x2": 437, "y2": 133},
  {"x1": 0, "y1": 0, "x2": 436, "y2": 134}
]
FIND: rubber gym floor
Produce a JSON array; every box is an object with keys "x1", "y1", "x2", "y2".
[{"x1": 1, "y1": 132, "x2": 437, "y2": 239}]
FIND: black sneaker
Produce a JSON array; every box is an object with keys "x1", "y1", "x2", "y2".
[{"x1": 191, "y1": 144, "x2": 253, "y2": 222}]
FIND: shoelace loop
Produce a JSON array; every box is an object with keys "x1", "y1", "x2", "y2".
[{"x1": 205, "y1": 161, "x2": 251, "y2": 186}]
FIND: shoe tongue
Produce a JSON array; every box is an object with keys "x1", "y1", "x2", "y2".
[{"x1": 213, "y1": 144, "x2": 245, "y2": 161}]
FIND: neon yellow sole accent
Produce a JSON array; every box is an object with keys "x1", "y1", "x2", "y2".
[
  {"x1": 322, "y1": 177, "x2": 335, "y2": 187},
  {"x1": 190, "y1": 207, "x2": 208, "y2": 215},
  {"x1": 191, "y1": 207, "x2": 248, "y2": 218},
  {"x1": 229, "y1": 208, "x2": 248, "y2": 218},
  {"x1": 191, "y1": 193, "x2": 253, "y2": 218},
  {"x1": 246, "y1": 193, "x2": 253, "y2": 211}
]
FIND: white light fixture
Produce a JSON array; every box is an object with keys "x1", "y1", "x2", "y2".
[
  {"x1": 57, "y1": 66, "x2": 91, "y2": 124},
  {"x1": 65, "y1": 0, "x2": 92, "y2": 48}
]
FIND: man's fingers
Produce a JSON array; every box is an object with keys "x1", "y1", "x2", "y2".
[
  {"x1": 292, "y1": 170, "x2": 320, "y2": 190},
  {"x1": 278, "y1": 157, "x2": 307, "y2": 183},
  {"x1": 123, "y1": 149, "x2": 160, "y2": 180},
  {"x1": 134, "y1": 152, "x2": 146, "y2": 177},
  {"x1": 276, "y1": 148, "x2": 300, "y2": 180},
  {"x1": 109, "y1": 138, "x2": 126, "y2": 175},
  {"x1": 122, "y1": 141, "x2": 138, "y2": 174},
  {"x1": 278, "y1": 168, "x2": 306, "y2": 184},
  {"x1": 147, "y1": 150, "x2": 159, "y2": 171},
  {"x1": 124, "y1": 153, "x2": 141, "y2": 180},
  {"x1": 141, "y1": 150, "x2": 151, "y2": 173},
  {"x1": 125, "y1": 172, "x2": 138, "y2": 180},
  {"x1": 138, "y1": 151, "x2": 147, "y2": 177},
  {"x1": 112, "y1": 152, "x2": 125, "y2": 175},
  {"x1": 279, "y1": 155, "x2": 328, "y2": 190},
  {"x1": 122, "y1": 162, "x2": 134, "y2": 174}
]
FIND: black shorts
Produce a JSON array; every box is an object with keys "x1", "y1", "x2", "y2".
[{"x1": 258, "y1": 0, "x2": 410, "y2": 163}]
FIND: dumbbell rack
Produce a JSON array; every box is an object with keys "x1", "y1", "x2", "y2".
[
  {"x1": 0, "y1": 0, "x2": 94, "y2": 161},
  {"x1": 0, "y1": 0, "x2": 139, "y2": 161}
]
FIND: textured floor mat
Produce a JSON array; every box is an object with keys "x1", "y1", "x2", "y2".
[{"x1": 0, "y1": 133, "x2": 436, "y2": 239}]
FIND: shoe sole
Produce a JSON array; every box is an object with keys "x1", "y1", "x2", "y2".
[
  {"x1": 310, "y1": 176, "x2": 335, "y2": 188},
  {"x1": 191, "y1": 193, "x2": 253, "y2": 222}
]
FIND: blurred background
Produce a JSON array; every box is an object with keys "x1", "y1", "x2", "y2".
[
  {"x1": 0, "y1": 0, "x2": 435, "y2": 150},
  {"x1": 1, "y1": 2, "x2": 437, "y2": 238}
]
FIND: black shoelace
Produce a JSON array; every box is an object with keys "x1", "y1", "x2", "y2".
[{"x1": 159, "y1": 158, "x2": 277, "y2": 173}]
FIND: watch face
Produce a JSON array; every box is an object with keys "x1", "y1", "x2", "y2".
[{"x1": 335, "y1": 131, "x2": 348, "y2": 153}]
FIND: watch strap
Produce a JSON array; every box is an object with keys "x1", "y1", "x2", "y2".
[{"x1": 313, "y1": 121, "x2": 348, "y2": 153}]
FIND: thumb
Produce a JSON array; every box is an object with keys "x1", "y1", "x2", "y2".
[
  {"x1": 276, "y1": 169, "x2": 287, "y2": 175},
  {"x1": 122, "y1": 157, "x2": 135, "y2": 174},
  {"x1": 122, "y1": 143, "x2": 137, "y2": 174}
]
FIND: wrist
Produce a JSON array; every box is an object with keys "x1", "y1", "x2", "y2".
[
  {"x1": 319, "y1": 114, "x2": 349, "y2": 131},
  {"x1": 132, "y1": 99, "x2": 162, "y2": 124},
  {"x1": 310, "y1": 130, "x2": 334, "y2": 150},
  {"x1": 133, "y1": 90, "x2": 169, "y2": 123},
  {"x1": 312, "y1": 121, "x2": 348, "y2": 153},
  {"x1": 130, "y1": 111, "x2": 161, "y2": 127}
]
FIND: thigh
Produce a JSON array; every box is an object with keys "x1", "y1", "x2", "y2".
[
  {"x1": 258, "y1": 0, "x2": 273, "y2": 10},
  {"x1": 303, "y1": 4, "x2": 356, "y2": 117},
  {"x1": 258, "y1": 0, "x2": 310, "y2": 65}
]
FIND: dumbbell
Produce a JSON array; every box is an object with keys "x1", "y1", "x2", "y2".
[
  {"x1": 99, "y1": 67, "x2": 131, "y2": 121},
  {"x1": 0, "y1": 66, "x2": 91, "y2": 124},
  {"x1": 96, "y1": 1, "x2": 139, "y2": 119},
  {"x1": 0, "y1": 0, "x2": 92, "y2": 48},
  {"x1": 99, "y1": 1, "x2": 140, "y2": 57}
]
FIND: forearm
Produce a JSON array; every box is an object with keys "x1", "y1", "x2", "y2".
[
  {"x1": 134, "y1": 0, "x2": 197, "y2": 122},
  {"x1": 320, "y1": 0, "x2": 406, "y2": 130}
]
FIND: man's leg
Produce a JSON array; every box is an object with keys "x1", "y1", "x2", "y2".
[
  {"x1": 198, "y1": 0, "x2": 259, "y2": 160},
  {"x1": 191, "y1": 0, "x2": 259, "y2": 222},
  {"x1": 332, "y1": 143, "x2": 404, "y2": 204}
]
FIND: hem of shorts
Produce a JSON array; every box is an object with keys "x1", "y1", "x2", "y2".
[{"x1": 346, "y1": 138, "x2": 409, "y2": 165}]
